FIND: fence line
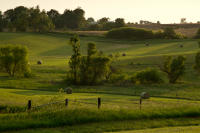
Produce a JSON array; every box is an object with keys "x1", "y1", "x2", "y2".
[
  {"x1": 28, "y1": 97, "x2": 101, "y2": 111},
  {"x1": 27, "y1": 97, "x2": 196, "y2": 112}
]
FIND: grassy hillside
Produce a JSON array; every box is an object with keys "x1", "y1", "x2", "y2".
[
  {"x1": 1, "y1": 32, "x2": 200, "y2": 133},
  {"x1": 115, "y1": 126, "x2": 200, "y2": 133},
  {"x1": 0, "y1": 32, "x2": 199, "y2": 92}
]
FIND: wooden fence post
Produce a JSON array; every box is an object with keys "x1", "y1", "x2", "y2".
[
  {"x1": 139, "y1": 98, "x2": 142, "y2": 110},
  {"x1": 28, "y1": 100, "x2": 31, "y2": 110},
  {"x1": 65, "y1": 99, "x2": 68, "y2": 107},
  {"x1": 98, "y1": 97, "x2": 101, "y2": 109}
]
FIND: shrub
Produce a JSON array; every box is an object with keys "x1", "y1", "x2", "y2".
[
  {"x1": 109, "y1": 73, "x2": 131, "y2": 86},
  {"x1": 195, "y1": 28, "x2": 200, "y2": 39},
  {"x1": 106, "y1": 27, "x2": 183, "y2": 40},
  {"x1": 194, "y1": 51, "x2": 200, "y2": 74},
  {"x1": 134, "y1": 69, "x2": 163, "y2": 84},
  {"x1": 160, "y1": 56, "x2": 186, "y2": 83},
  {"x1": 0, "y1": 45, "x2": 30, "y2": 77},
  {"x1": 162, "y1": 28, "x2": 179, "y2": 39},
  {"x1": 68, "y1": 36, "x2": 111, "y2": 85},
  {"x1": 68, "y1": 35, "x2": 81, "y2": 84},
  {"x1": 106, "y1": 27, "x2": 154, "y2": 40},
  {"x1": 198, "y1": 41, "x2": 200, "y2": 48}
]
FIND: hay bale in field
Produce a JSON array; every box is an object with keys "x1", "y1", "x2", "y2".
[
  {"x1": 122, "y1": 53, "x2": 126, "y2": 56},
  {"x1": 37, "y1": 60, "x2": 42, "y2": 65},
  {"x1": 140, "y1": 92, "x2": 150, "y2": 99},
  {"x1": 109, "y1": 54, "x2": 113, "y2": 58},
  {"x1": 65, "y1": 87, "x2": 72, "y2": 94},
  {"x1": 179, "y1": 44, "x2": 183, "y2": 48},
  {"x1": 99, "y1": 50, "x2": 104, "y2": 55}
]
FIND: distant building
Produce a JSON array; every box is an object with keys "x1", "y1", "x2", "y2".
[{"x1": 180, "y1": 18, "x2": 187, "y2": 24}]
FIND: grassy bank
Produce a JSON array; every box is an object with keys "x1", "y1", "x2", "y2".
[{"x1": 1, "y1": 107, "x2": 200, "y2": 132}]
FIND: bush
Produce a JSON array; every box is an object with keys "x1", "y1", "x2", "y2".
[
  {"x1": 160, "y1": 56, "x2": 186, "y2": 83},
  {"x1": 0, "y1": 45, "x2": 30, "y2": 77},
  {"x1": 68, "y1": 36, "x2": 111, "y2": 85},
  {"x1": 134, "y1": 69, "x2": 163, "y2": 84},
  {"x1": 195, "y1": 28, "x2": 200, "y2": 39},
  {"x1": 194, "y1": 51, "x2": 200, "y2": 74},
  {"x1": 162, "y1": 28, "x2": 179, "y2": 39},
  {"x1": 109, "y1": 73, "x2": 131, "y2": 86},
  {"x1": 106, "y1": 27, "x2": 154, "y2": 40},
  {"x1": 106, "y1": 27, "x2": 183, "y2": 40},
  {"x1": 198, "y1": 41, "x2": 200, "y2": 48}
]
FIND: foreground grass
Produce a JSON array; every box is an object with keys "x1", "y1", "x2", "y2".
[
  {"x1": 114, "y1": 126, "x2": 200, "y2": 133},
  {"x1": 4, "y1": 118, "x2": 200, "y2": 133},
  {"x1": 1, "y1": 106, "x2": 200, "y2": 132},
  {"x1": 1, "y1": 89, "x2": 200, "y2": 112}
]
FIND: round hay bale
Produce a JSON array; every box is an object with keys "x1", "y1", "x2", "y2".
[
  {"x1": 140, "y1": 92, "x2": 150, "y2": 99},
  {"x1": 179, "y1": 44, "x2": 183, "y2": 48},
  {"x1": 65, "y1": 87, "x2": 72, "y2": 94},
  {"x1": 37, "y1": 60, "x2": 42, "y2": 65},
  {"x1": 109, "y1": 54, "x2": 113, "y2": 58},
  {"x1": 122, "y1": 53, "x2": 126, "y2": 56}
]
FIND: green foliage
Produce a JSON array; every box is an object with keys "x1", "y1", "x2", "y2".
[
  {"x1": 68, "y1": 37, "x2": 111, "y2": 85},
  {"x1": 194, "y1": 51, "x2": 200, "y2": 74},
  {"x1": 2, "y1": 6, "x2": 54, "y2": 32},
  {"x1": 160, "y1": 56, "x2": 186, "y2": 83},
  {"x1": 195, "y1": 28, "x2": 200, "y2": 39},
  {"x1": 106, "y1": 27, "x2": 183, "y2": 40},
  {"x1": 47, "y1": 9, "x2": 61, "y2": 28},
  {"x1": 134, "y1": 69, "x2": 163, "y2": 84},
  {"x1": 0, "y1": 105, "x2": 26, "y2": 113},
  {"x1": 1, "y1": 107, "x2": 200, "y2": 132},
  {"x1": 0, "y1": 45, "x2": 30, "y2": 77},
  {"x1": 61, "y1": 8, "x2": 85, "y2": 29},
  {"x1": 106, "y1": 27, "x2": 154, "y2": 40},
  {"x1": 198, "y1": 41, "x2": 200, "y2": 48},
  {"x1": 87, "y1": 42, "x2": 97, "y2": 57},
  {"x1": 109, "y1": 73, "x2": 131, "y2": 86},
  {"x1": 115, "y1": 18, "x2": 125, "y2": 28},
  {"x1": 68, "y1": 35, "x2": 81, "y2": 84},
  {"x1": 162, "y1": 28, "x2": 181, "y2": 39},
  {"x1": 79, "y1": 43, "x2": 111, "y2": 85},
  {"x1": 0, "y1": 11, "x2": 3, "y2": 32}
]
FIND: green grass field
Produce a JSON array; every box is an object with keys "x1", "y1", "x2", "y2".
[
  {"x1": 0, "y1": 32, "x2": 200, "y2": 132},
  {"x1": 114, "y1": 126, "x2": 200, "y2": 133}
]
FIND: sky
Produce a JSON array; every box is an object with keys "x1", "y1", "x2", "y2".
[{"x1": 0, "y1": 0, "x2": 200, "y2": 24}]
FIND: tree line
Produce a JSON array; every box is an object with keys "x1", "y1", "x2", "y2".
[{"x1": 0, "y1": 6, "x2": 125, "y2": 32}]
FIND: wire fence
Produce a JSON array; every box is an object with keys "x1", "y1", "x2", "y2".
[
  {"x1": 26, "y1": 96, "x2": 200, "y2": 112},
  {"x1": 30, "y1": 98, "x2": 101, "y2": 111}
]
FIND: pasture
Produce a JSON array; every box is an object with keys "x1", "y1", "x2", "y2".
[{"x1": 0, "y1": 32, "x2": 200, "y2": 132}]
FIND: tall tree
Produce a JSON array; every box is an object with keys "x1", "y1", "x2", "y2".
[
  {"x1": 29, "y1": 6, "x2": 54, "y2": 32},
  {"x1": 3, "y1": 9, "x2": 15, "y2": 31},
  {"x1": 87, "y1": 17, "x2": 95, "y2": 25},
  {"x1": 0, "y1": 11, "x2": 3, "y2": 31},
  {"x1": 13, "y1": 6, "x2": 30, "y2": 31},
  {"x1": 69, "y1": 35, "x2": 81, "y2": 84},
  {"x1": 194, "y1": 51, "x2": 200, "y2": 74},
  {"x1": 62, "y1": 8, "x2": 85, "y2": 29},
  {"x1": 115, "y1": 18, "x2": 125, "y2": 28},
  {"x1": 160, "y1": 56, "x2": 186, "y2": 83},
  {"x1": 98, "y1": 17, "x2": 110, "y2": 25},
  {"x1": 38, "y1": 11, "x2": 54, "y2": 32},
  {"x1": 73, "y1": 8, "x2": 85, "y2": 29},
  {"x1": 0, "y1": 45, "x2": 30, "y2": 77},
  {"x1": 29, "y1": 6, "x2": 41, "y2": 31},
  {"x1": 47, "y1": 9, "x2": 60, "y2": 28}
]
